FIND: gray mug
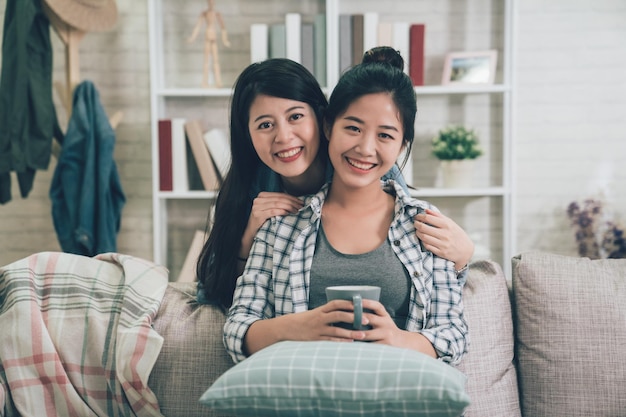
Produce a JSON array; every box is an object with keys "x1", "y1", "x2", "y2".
[{"x1": 325, "y1": 285, "x2": 381, "y2": 330}]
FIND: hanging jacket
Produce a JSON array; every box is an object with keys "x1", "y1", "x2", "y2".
[
  {"x1": 0, "y1": 0, "x2": 62, "y2": 204},
  {"x1": 50, "y1": 80, "x2": 125, "y2": 256}
]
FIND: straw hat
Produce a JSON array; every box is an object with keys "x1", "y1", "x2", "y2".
[{"x1": 43, "y1": 0, "x2": 118, "y2": 32}]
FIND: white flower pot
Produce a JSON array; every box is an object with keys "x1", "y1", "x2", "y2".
[{"x1": 440, "y1": 159, "x2": 474, "y2": 188}]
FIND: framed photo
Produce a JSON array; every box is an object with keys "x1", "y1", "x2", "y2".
[{"x1": 441, "y1": 50, "x2": 498, "y2": 85}]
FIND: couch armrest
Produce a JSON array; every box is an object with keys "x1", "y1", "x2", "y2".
[
  {"x1": 148, "y1": 282, "x2": 234, "y2": 417},
  {"x1": 457, "y1": 260, "x2": 521, "y2": 417}
]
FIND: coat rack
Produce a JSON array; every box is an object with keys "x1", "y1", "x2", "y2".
[{"x1": 42, "y1": 2, "x2": 123, "y2": 158}]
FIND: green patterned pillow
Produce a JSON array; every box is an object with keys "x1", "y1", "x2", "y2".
[{"x1": 199, "y1": 340, "x2": 469, "y2": 417}]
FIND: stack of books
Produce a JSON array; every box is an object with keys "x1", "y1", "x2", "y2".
[{"x1": 249, "y1": 12, "x2": 426, "y2": 87}]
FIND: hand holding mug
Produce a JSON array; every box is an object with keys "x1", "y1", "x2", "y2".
[{"x1": 325, "y1": 285, "x2": 381, "y2": 331}]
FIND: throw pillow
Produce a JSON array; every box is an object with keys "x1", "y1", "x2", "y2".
[
  {"x1": 512, "y1": 252, "x2": 626, "y2": 416},
  {"x1": 456, "y1": 260, "x2": 521, "y2": 417},
  {"x1": 199, "y1": 340, "x2": 470, "y2": 417}
]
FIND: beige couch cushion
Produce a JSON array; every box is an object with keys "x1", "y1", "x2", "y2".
[
  {"x1": 512, "y1": 252, "x2": 626, "y2": 416},
  {"x1": 457, "y1": 260, "x2": 521, "y2": 417},
  {"x1": 148, "y1": 282, "x2": 233, "y2": 417}
]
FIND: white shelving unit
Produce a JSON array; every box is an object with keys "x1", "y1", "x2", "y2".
[{"x1": 148, "y1": 0, "x2": 516, "y2": 277}]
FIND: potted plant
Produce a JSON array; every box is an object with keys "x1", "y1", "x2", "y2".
[{"x1": 431, "y1": 125, "x2": 483, "y2": 187}]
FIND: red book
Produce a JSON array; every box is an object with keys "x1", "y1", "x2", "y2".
[
  {"x1": 158, "y1": 119, "x2": 173, "y2": 191},
  {"x1": 409, "y1": 24, "x2": 425, "y2": 86}
]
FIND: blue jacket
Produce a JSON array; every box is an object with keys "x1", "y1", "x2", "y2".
[{"x1": 49, "y1": 81, "x2": 125, "y2": 256}]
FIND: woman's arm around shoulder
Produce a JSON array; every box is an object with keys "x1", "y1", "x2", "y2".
[{"x1": 414, "y1": 208, "x2": 474, "y2": 273}]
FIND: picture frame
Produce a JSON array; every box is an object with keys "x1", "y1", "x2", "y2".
[{"x1": 441, "y1": 50, "x2": 498, "y2": 85}]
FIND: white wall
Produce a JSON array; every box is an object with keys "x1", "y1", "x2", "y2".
[
  {"x1": 0, "y1": 0, "x2": 624, "y2": 271},
  {"x1": 515, "y1": 0, "x2": 626, "y2": 256}
]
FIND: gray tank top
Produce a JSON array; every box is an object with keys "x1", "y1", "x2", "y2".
[{"x1": 308, "y1": 225, "x2": 411, "y2": 329}]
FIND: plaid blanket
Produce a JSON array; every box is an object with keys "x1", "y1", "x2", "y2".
[{"x1": 0, "y1": 251, "x2": 169, "y2": 417}]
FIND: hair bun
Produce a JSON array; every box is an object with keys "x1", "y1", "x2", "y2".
[{"x1": 362, "y1": 46, "x2": 404, "y2": 71}]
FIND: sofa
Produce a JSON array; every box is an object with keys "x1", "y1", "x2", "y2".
[{"x1": 147, "y1": 251, "x2": 626, "y2": 417}]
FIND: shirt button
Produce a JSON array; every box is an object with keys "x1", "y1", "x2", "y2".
[
  {"x1": 393, "y1": 240, "x2": 400, "y2": 246},
  {"x1": 413, "y1": 271, "x2": 421, "y2": 278}
]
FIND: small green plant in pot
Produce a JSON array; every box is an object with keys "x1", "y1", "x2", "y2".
[
  {"x1": 432, "y1": 125, "x2": 483, "y2": 160},
  {"x1": 431, "y1": 125, "x2": 483, "y2": 187}
]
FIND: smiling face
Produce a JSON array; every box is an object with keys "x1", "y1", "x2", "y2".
[
  {"x1": 248, "y1": 94, "x2": 322, "y2": 185},
  {"x1": 326, "y1": 92, "x2": 405, "y2": 190}
]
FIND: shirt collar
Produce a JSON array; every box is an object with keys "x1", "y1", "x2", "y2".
[{"x1": 299, "y1": 179, "x2": 429, "y2": 222}]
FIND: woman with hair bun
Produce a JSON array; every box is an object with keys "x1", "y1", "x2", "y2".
[
  {"x1": 224, "y1": 47, "x2": 468, "y2": 366},
  {"x1": 197, "y1": 53, "x2": 474, "y2": 311}
]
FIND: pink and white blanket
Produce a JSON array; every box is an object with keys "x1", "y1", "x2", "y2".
[{"x1": 0, "y1": 251, "x2": 169, "y2": 417}]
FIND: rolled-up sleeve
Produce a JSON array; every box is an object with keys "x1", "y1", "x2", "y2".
[
  {"x1": 419, "y1": 256, "x2": 468, "y2": 365},
  {"x1": 223, "y1": 221, "x2": 276, "y2": 363}
]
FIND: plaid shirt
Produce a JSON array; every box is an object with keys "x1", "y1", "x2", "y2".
[{"x1": 224, "y1": 181, "x2": 468, "y2": 365}]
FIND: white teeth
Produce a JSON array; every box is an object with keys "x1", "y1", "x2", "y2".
[
  {"x1": 276, "y1": 148, "x2": 301, "y2": 158},
  {"x1": 347, "y1": 158, "x2": 375, "y2": 170}
]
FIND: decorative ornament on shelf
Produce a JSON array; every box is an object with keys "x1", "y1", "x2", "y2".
[
  {"x1": 431, "y1": 125, "x2": 483, "y2": 188},
  {"x1": 566, "y1": 197, "x2": 625, "y2": 259},
  {"x1": 186, "y1": 0, "x2": 231, "y2": 88}
]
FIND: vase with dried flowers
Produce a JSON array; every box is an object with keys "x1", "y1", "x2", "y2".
[
  {"x1": 566, "y1": 198, "x2": 626, "y2": 259},
  {"x1": 431, "y1": 125, "x2": 483, "y2": 188}
]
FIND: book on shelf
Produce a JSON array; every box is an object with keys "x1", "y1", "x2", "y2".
[
  {"x1": 285, "y1": 12, "x2": 301, "y2": 62},
  {"x1": 313, "y1": 13, "x2": 326, "y2": 86},
  {"x1": 338, "y1": 14, "x2": 352, "y2": 74},
  {"x1": 250, "y1": 23, "x2": 268, "y2": 63},
  {"x1": 185, "y1": 120, "x2": 220, "y2": 191},
  {"x1": 363, "y1": 12, "x2": 379, "y2": 52},
  {"x1": 160, "y1": 118, "x2": 189, "y2": 192},
  {"x1": 392, "y1": 22, "x2": 411, "y2": 74},
  {"x1": 409, "y1": 23, "x2": 426, "y2": 86},
  {"x1": 269, "y1": 23, "x2": 286, "y2": 58},
  {"x1": 301, "y1": 22, "x2": 315, "y2": 75},
  {"x1": 377, "y1": 21, "x2": 393, "y2": 49},
  {"x1": 203, "y1": 128, "x2": 231, "y2": 182},
  {"x1": 177, "y1": 229, "x2": 207, "y2": 282},
  {"x1": 186, "y1": 137, "x2": 205, "y2": 191},
  {"x1": 351, "y1": 14, "x2": 364, "y2": 66},
  {"x1": 157, "y1": 119, "x2": 173, "y2": 191}
]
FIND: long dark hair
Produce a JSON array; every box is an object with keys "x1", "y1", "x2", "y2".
[
  {"x1": 325, "y1": 47, "x2": 417, "y2": 165},
  {"x1": 197, "y1": 59, "x2": 328, "y2": 310}
]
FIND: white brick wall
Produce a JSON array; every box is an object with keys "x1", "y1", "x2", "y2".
[
  {"x1": 0, "y1": 0, "x2": 624, "y2": 272},
  {"x1": 515, "y1": 0, "x2": 626, "y2": 256}
]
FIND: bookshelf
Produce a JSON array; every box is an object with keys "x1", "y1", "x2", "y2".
[{"x1": 148, "y1": 0, "x2": 516, "y2": 278}]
